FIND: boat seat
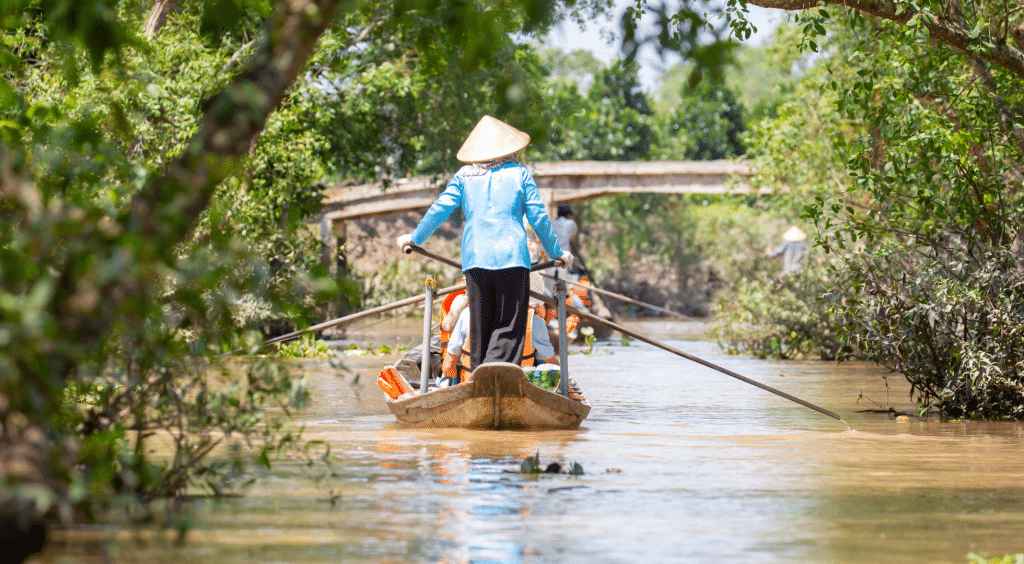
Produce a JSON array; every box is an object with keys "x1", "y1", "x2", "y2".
[{"x1": 395, "y1": 358, "x2": 422, "y2": 387}]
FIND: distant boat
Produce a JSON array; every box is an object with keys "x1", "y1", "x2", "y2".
[{"x1": 382, "y1": 362, "x2": 590, "y2": 430}]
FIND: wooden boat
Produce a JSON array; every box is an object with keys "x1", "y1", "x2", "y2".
[{"x1": 384, "y1": 362, "x2": 590, "y2": 430}]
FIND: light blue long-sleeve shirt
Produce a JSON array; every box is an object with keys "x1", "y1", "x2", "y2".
[{"x1": 410, "y1": 163, "x2": 562, "y2": 271}]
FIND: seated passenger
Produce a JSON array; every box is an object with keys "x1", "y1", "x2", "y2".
[{"x1": 442, "y1": 299, "x2": 558, "y2": 383}]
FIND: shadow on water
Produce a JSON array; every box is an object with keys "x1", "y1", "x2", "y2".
[{"x1": 39, "y1": 320, "x2": 1024, "y2": 564}]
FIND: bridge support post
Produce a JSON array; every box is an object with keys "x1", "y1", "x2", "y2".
[
  {"x1": 319, "y1": 215, "x2": 346, "y2": 277},
  {"x1": 538, "y1": 187, "x2": 557, "y2": 218}
]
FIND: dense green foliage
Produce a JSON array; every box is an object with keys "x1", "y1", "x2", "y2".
[
  {"x1": 655, "y1": 79, "x2": 745, "y2": 160},
  {"x1": 533, "y1": 48, "x2": 753, "y2": 162},
  {"x1": 656, "y1": 41, "x2": 800, "y2": 122},
  {"x1": 1, "y1": 3, "x2": 335, "y2": 534},
  {"x1": 532, "y1": 58, "x2": 657, "y2": 161},
  {"x1": 736, "y1": 4, "x2": 1024, "y2": 417},
  {"x1": 704, "y1": 24, "x2": 854, "y2": 358},
  {"x1": 817, "y1": 17, "x2": 1024, "y2": 418},
  {"x1": 708, "y1": 263, "x2": 849, "y2": 360},
  {"x1": 0, "y1": 0, "x2": 623, "y2": 540}
]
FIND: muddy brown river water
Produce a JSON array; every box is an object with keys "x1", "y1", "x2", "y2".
[{"x1": 38, "y1": 320, "x2": 1024, "y2": 564}]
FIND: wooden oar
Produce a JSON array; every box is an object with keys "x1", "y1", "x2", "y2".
[
  {"x1": 221, "y1": 282, "x2": 467, "y2": 356},
  {"x1": 399, "y1": 246, "x2": 840, "y2": 421},
  {"x1": 528, "y1": 290, "x2": 842, "y2": 421},
  {"x1": 402, "y1": 244, "x2": 563, "y2": 272},
  {"x1": 538, "y1": 272, "x2": 697, "y2": 320}
]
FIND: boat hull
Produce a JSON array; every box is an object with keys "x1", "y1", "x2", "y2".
[{"x1": 385, "y1": 362, "x2": 590, "y2": 430}]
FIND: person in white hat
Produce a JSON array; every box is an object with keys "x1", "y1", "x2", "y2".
[
  {"x1": 765, "y1": 225, "x2": 807, "y2": 275},
  {"x1": 397, "y1": 116, "x2": 572, "y2": 371}
]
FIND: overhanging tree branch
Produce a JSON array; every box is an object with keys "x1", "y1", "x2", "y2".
[
  {"x1": 50, "y1": 0, "x2": 343, "y2": 354},
  {"x1": 144, "y1": 0, "x2": 182, "y2": 38},
  {"x1": 945, "y1": 0, "x2": 1024, "y2": 154},
  {"x1": 128, "y1": 0, "x2": 342, "y2": 245},
  {"x1": 745, "y1": 0, "x2": 1024, "y2": 79}
]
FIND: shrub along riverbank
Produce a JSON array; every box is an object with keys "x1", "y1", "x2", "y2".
[{"x1": 736, "y1": 10, "x2": 1024, "y2": 419}]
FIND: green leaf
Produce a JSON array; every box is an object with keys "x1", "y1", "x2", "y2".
[{"x1": 200, "y1": 0, "x2": 245, "y2": 40}]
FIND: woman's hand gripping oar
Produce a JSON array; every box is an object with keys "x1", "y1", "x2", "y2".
[
  {"x1": 221, "y1": 283, "x2": 467, "y2": 357},
  {"x1": 529, "y1": 290, "x2": 842, "y2": 422}
]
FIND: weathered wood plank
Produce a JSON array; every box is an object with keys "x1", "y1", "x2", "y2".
[
  {"x1": 324, "y1": 194, "x2": 440, "y2": 221},
  {"x1": 321, "y1": 160, "x2": 757, "y2": 224},
  {"x1": 530, "y1": 159, "x2": 751, "y2": 177}
]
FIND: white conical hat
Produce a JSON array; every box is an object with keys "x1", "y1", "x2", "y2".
[
  {"x1": 456, "y1": 116, "x2": 530, "y2": 163},
  {"x1": 529, "y1": 271, "x2": 546, "y2": 296},
  {"x1": 782, "y1": 226, "x2": 807, "y2": 242}
]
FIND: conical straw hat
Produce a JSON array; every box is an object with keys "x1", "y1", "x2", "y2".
[
  {"x1": 456, "y1": 116, "x2": 530, "y2": 163},
  {"x1": 529, "y1": 271, "x2": 545, "y2": 296},
  {"x1": 782, "y1": 226, "x2": 807, "y2": 242}
]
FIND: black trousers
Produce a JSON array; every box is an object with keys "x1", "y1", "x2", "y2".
[{"x1": 464, "y1": 267, "x2": 529, "y2": 371}]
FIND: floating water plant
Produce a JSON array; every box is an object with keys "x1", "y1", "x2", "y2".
[{"x1": 520, "y1": 452, "x2": 584, "y2": 475}]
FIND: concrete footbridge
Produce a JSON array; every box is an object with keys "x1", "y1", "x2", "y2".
[{"x1": 320, "y1": 160, "x2": 756, "y2": 228}]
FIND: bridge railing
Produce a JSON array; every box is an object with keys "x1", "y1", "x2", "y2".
[{"x1": 321, "y1": 160, "x2": 758, "y2": 226}]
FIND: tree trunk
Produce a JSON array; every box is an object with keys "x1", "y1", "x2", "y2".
[{"x1": 143, "y1": 0, "x2": 181, "y2": 38}]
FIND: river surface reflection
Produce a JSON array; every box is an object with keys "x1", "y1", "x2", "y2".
[{"x1": 39, "y1": 320, "x2": 1024, "y2": 564}]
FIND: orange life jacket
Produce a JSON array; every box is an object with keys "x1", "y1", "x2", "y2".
[
  {"x1": 534, "y1": 302, "x2": 579, "y2": 334},
  {"x1": 458, "y1": 307, "x2": 538, "y2": 377},
  {"x1": 570, "y1": 277, "x2": 593, "y2": 309},
  {"x1": 439, "y1": 279, "x2": 467, "y2": 374},
  {"x1": 525, "y1": 225, "x2": 549, "y2": 263},
  {"x1": 438, "y1": 280, "x2": 467, "y2": 349},
  {"x1": 377, "y1": 366, "x2": 414, "y2": 399}
]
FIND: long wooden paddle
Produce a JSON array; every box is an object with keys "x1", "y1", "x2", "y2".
[
  {"x1": 538, "y1": 272, "x2": 697, "y2": 320},
  {"x1": 221, "y1": 282, "x2": 467, "y2": 357},
  {"x1": 527, "y1": 290, "x2": 842, "y2": 421}
]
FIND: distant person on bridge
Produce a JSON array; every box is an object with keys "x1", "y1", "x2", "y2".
[
  {"x1": 766, "y1": 225, "x2": 808, "y2": 275},
  {"x1": 540, "y1": 203, "x2": 582, "y2": 295},
  {"x1": 551, "y1": 204, "x2": 578, "y2": 253},
  {"x1": 397, "y1": 115, "x2": 572, "y2": 372}
]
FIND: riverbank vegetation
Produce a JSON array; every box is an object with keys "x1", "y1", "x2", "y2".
[
  {"x1": 731, "y1": 3, "x2": 1024, "y2": 419},
  {"x1": 0, "y1": 1, "x2": 359, "y2": 554},
  {"x1": 708, "y1": 263, "x2": 849, "y2": 361},
  {"x1": 0, "y1": 0, "x2": 618, "y2": 555}
]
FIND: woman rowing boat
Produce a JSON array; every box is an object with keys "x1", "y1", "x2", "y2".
[{"x1": 397, "y1": 115, "x2": 572, "y2": 371}]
